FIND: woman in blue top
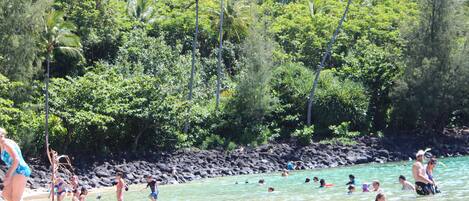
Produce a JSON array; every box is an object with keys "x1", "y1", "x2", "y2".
[{"x1": 0, "y1": 128, "x2": 31, "y2": 201}]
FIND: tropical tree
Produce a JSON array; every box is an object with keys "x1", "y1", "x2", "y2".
[
  {"x1": 126, "y1": 0, "x2": 157, "y2": 23},
  {"x1": 42, "y1": 10, "x2": 83, "y2": 200},
  {"x1": 184, "y1": 0, "x2": 200, "y2": 133},
  {"x1": 306, "y1": 0, "x2": 352, "y2": 126},
  {"x1": 215, "y1": 0, "x2": 225, "y2": 110}
]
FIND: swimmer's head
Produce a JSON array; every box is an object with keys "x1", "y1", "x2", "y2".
[
  {"x1": 313, "y1": 177, "x2": 319, "y2": 182},
  {"x1": 268, "y1": 187, "x2": 274, "y2": 192},
  {"x1": 258, "y1": 179, "x2": 265, "y2": 185},
  {"x1": 349, "y1": 174, "x2": 355, "y2": 181},
  {"x1": 372, "y1": 180, "x2": 380, "y2": 190},
  {"x1": 375, "y1": 193, "x2": 386, "y2": 201},
  {"x1": 362, "y1": 184, "x2": 370, "y2": 192},
  {"x1": 305, "y1": 177, "x2": 311, "y2": 183},
  {"x1": 399, "y1": 175, "x2": 406, "y2": 184},
  {"x1": 319, "y1": 179, "x2": 325, "y2": 187}
]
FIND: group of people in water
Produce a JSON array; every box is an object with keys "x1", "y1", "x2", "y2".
[
  {"x1": 0, "y1": 127, "x2": 442, "y2": 201},
  {"x1": 256, "y1": 150, "x2": 441, "y2": 201}
]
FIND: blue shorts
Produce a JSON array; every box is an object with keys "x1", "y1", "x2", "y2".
[{"x1": 149, "y1": 192, "x2": 158, "y2": 199}]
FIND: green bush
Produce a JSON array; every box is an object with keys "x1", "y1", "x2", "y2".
[
  {"x1": 271, "y1": 64, "x2": 369, "y2": 136},
  {"x1": 292, "y1": 125, "x2": 314, "y2": 146},
  {"x1": 329, "y1": 121, "x2": 360, "y2": 138}
]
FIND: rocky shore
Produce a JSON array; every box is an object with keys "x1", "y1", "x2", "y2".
[{"x1": 4, "y1": 132, "x2": 469, "y2": 191}]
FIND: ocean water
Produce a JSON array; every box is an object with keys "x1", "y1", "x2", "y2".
[{"x1": 70, "y1": 156, "x2": 469, "y2": 200}]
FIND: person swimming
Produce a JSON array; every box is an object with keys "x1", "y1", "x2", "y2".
[
  {"x1": 319, "y1": 179, "x2": 333, "y2": 188},
  {"x1": 268, "y1": 187, "x2": 275, "y2": 192},
  {"x1": 362, "y1": 183, "x2": 370, "y2": 192},
  {"x1": 372, "y1": 180, "x2": 383, "y2": 192},
  {"x1": 313, "y1": 177, "x2": 319, "y2": 183},
  {"x1": 258, "y1": 178, "x2": 265, "y2": 186},
  {"x1": 305, "y1": 177, "x2": 311, "y2": 183},
  {"x1": 375, "y1": 193, "x2": 386, "y2": 201},
  {"x1": 399, "y1": 175, "x2": 415, "y2": 191},
  {"x1": 281, "y1": 169, "x2": 289, "y2": 177}
]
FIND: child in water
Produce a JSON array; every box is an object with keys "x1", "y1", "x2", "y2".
[
  {"x1": 79, "y1": 187, "x2": 88, "y2": 201},
  {"x1": 115, "y1": 172, "x2": 128, "y2": 201},
  {"x1": 268, "y1": 187, "x2": 275, "y2": 192},
  {"x1": 146, "y1": 175, "x2": 159, "y2": 201}
]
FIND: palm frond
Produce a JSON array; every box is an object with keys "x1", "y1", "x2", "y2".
[
  {"x1": 56, "y1": 46, "x2": 84, "y2": 62},
  {"x1": 57, "y1": 33, "x2": 82, "y2": 47}
]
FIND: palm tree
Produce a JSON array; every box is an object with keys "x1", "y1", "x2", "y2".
[
  {"x1": 210, "y1": 0, "x2": 251, "y2": 44},
  {"x1": 216, "y1": 0, "x2": 225, "y2": 110},
  {"x1": 126, "y1": 0, "x2": 157, "y2": 23},
  {"x1": 184, "y1": 0, "x2": 199, "y2": 133},
  {"x1": 42, "y1": 10, "x2": 83, "y2": 201},
  {"x1": 306, "y1": 0, "x2": 352, "y2": 126}
]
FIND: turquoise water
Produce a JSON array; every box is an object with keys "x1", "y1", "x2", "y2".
[{"x1": 93, "y1": 156, "x2": 469, "y2": 201}]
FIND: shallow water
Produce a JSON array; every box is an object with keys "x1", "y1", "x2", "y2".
[{"x1": 86, "y1": 156, "x2": 469, "y2": 200}]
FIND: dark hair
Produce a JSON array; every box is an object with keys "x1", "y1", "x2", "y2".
[
  {"x1": 80, "y1": 187, "x2": 88, "y2": 195},
  {"x1": 348, "y1": 185, "x2": 355, "y2": 190},
  {"x1": 305, "y1": 177, "x2": 311, "y2": 183},
  {"x1": 375, "y1": 193, "x2": 386, "y2": 201},
  {"x1": 268, "y1": 187, "x2": 274, "y2": 192},
  {"x1": 320, "y1": 179, "x2": 325, "y2": 186},
  {"x1": 428, "y1": 158, "x2": 437, "y2": 165},
  {"x1": 349, "y1": 174, "x2": 355, "y2": 180},
  {"x1": 399, "y1": 175, "x2": 406, "y2": 180},
  {"x1": 258, "y1": 179, "x2": 265, "y2": 184},
  {"x1": 313, "y1": 177, "x2": 319, "y2": 181},
  {"x1": 117, "y1": 172, "x2": 124, "y2": 178}
]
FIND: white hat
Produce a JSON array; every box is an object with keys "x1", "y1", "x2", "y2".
[{"x1": 416, "y1": 150, "x2": 425, "y2": 157}]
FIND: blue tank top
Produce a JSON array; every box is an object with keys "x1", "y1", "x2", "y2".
[{"x1": 1, "y1": 141, "x2": 31, "y2": 177}]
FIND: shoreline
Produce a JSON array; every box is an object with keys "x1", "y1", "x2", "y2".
[{"x1": 17, "y1": 134, "x2": 469, "y2": 193}]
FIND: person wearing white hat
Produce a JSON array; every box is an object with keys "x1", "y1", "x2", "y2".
[{"x1": 412, "y1": 150, "x2": 434, "y2": 195}]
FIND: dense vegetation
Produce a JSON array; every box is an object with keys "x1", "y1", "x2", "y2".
[{"x1": 0, "y1": 0, "x2": 468, "y2": 156}]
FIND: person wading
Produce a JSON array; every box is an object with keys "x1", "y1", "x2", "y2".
[{"x1": 412, "y1": 150, "x2": 434, "y2": 195}]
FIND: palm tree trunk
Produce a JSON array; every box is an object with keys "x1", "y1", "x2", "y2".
[
  {"x1": 184, "y1": 0, "x2": 199, "y2": 133},
  {"x1": 45, "y1": 52, "x2": 55, "y2": 201},
  {"x1": 306, "y1": 0, "x2": 352, "y2": 126},
  {"x1": 216, "y1": 0, "x2": 225, "y2": 110}
]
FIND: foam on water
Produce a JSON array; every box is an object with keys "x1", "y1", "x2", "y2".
[{"x1": 90, "y1": 156, "x2": 469, "y2": 201}]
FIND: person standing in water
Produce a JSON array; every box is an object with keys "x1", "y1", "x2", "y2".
[
  {"x1": 145, "y1": 175, "x2": 158, "y2": 201},
  {"x1": 412, "y1": 150, "x2": 434, "y2": 195},
  {"x1": 0, "y1": 127, "x2": 31, "y2": 201},
  {"x1": 426, "y1": 158, "x2": 440, "y2": 193},
  {"x1": 375, "y1": 193, "x2": 386, "y2": 201},
  {"x1": 346, "y1": 174, "x2": 356, "y2": 185},
  {"x1": 115, "y1": 172, "x2": 127, "y2": 201}
]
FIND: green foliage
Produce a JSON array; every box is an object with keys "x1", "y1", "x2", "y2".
[
  {"x1": 391, "y1": 0, "x2": 469, "y2": 133},
  {"x1": 329, "y1": 121, "x2": 360, "y2": 138},
  {"x1": 220, "y1": 22, "x2": 276, "y2": 145},
  {"x1": 314, "y1": 70, "x2": 369, "y2": 134},
  {"x1": 292, "y1": 125, "x2": 314, "y2": 146},
  {"x1": 0, "y1": 0, "x2": 48, "y2": 81}
]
